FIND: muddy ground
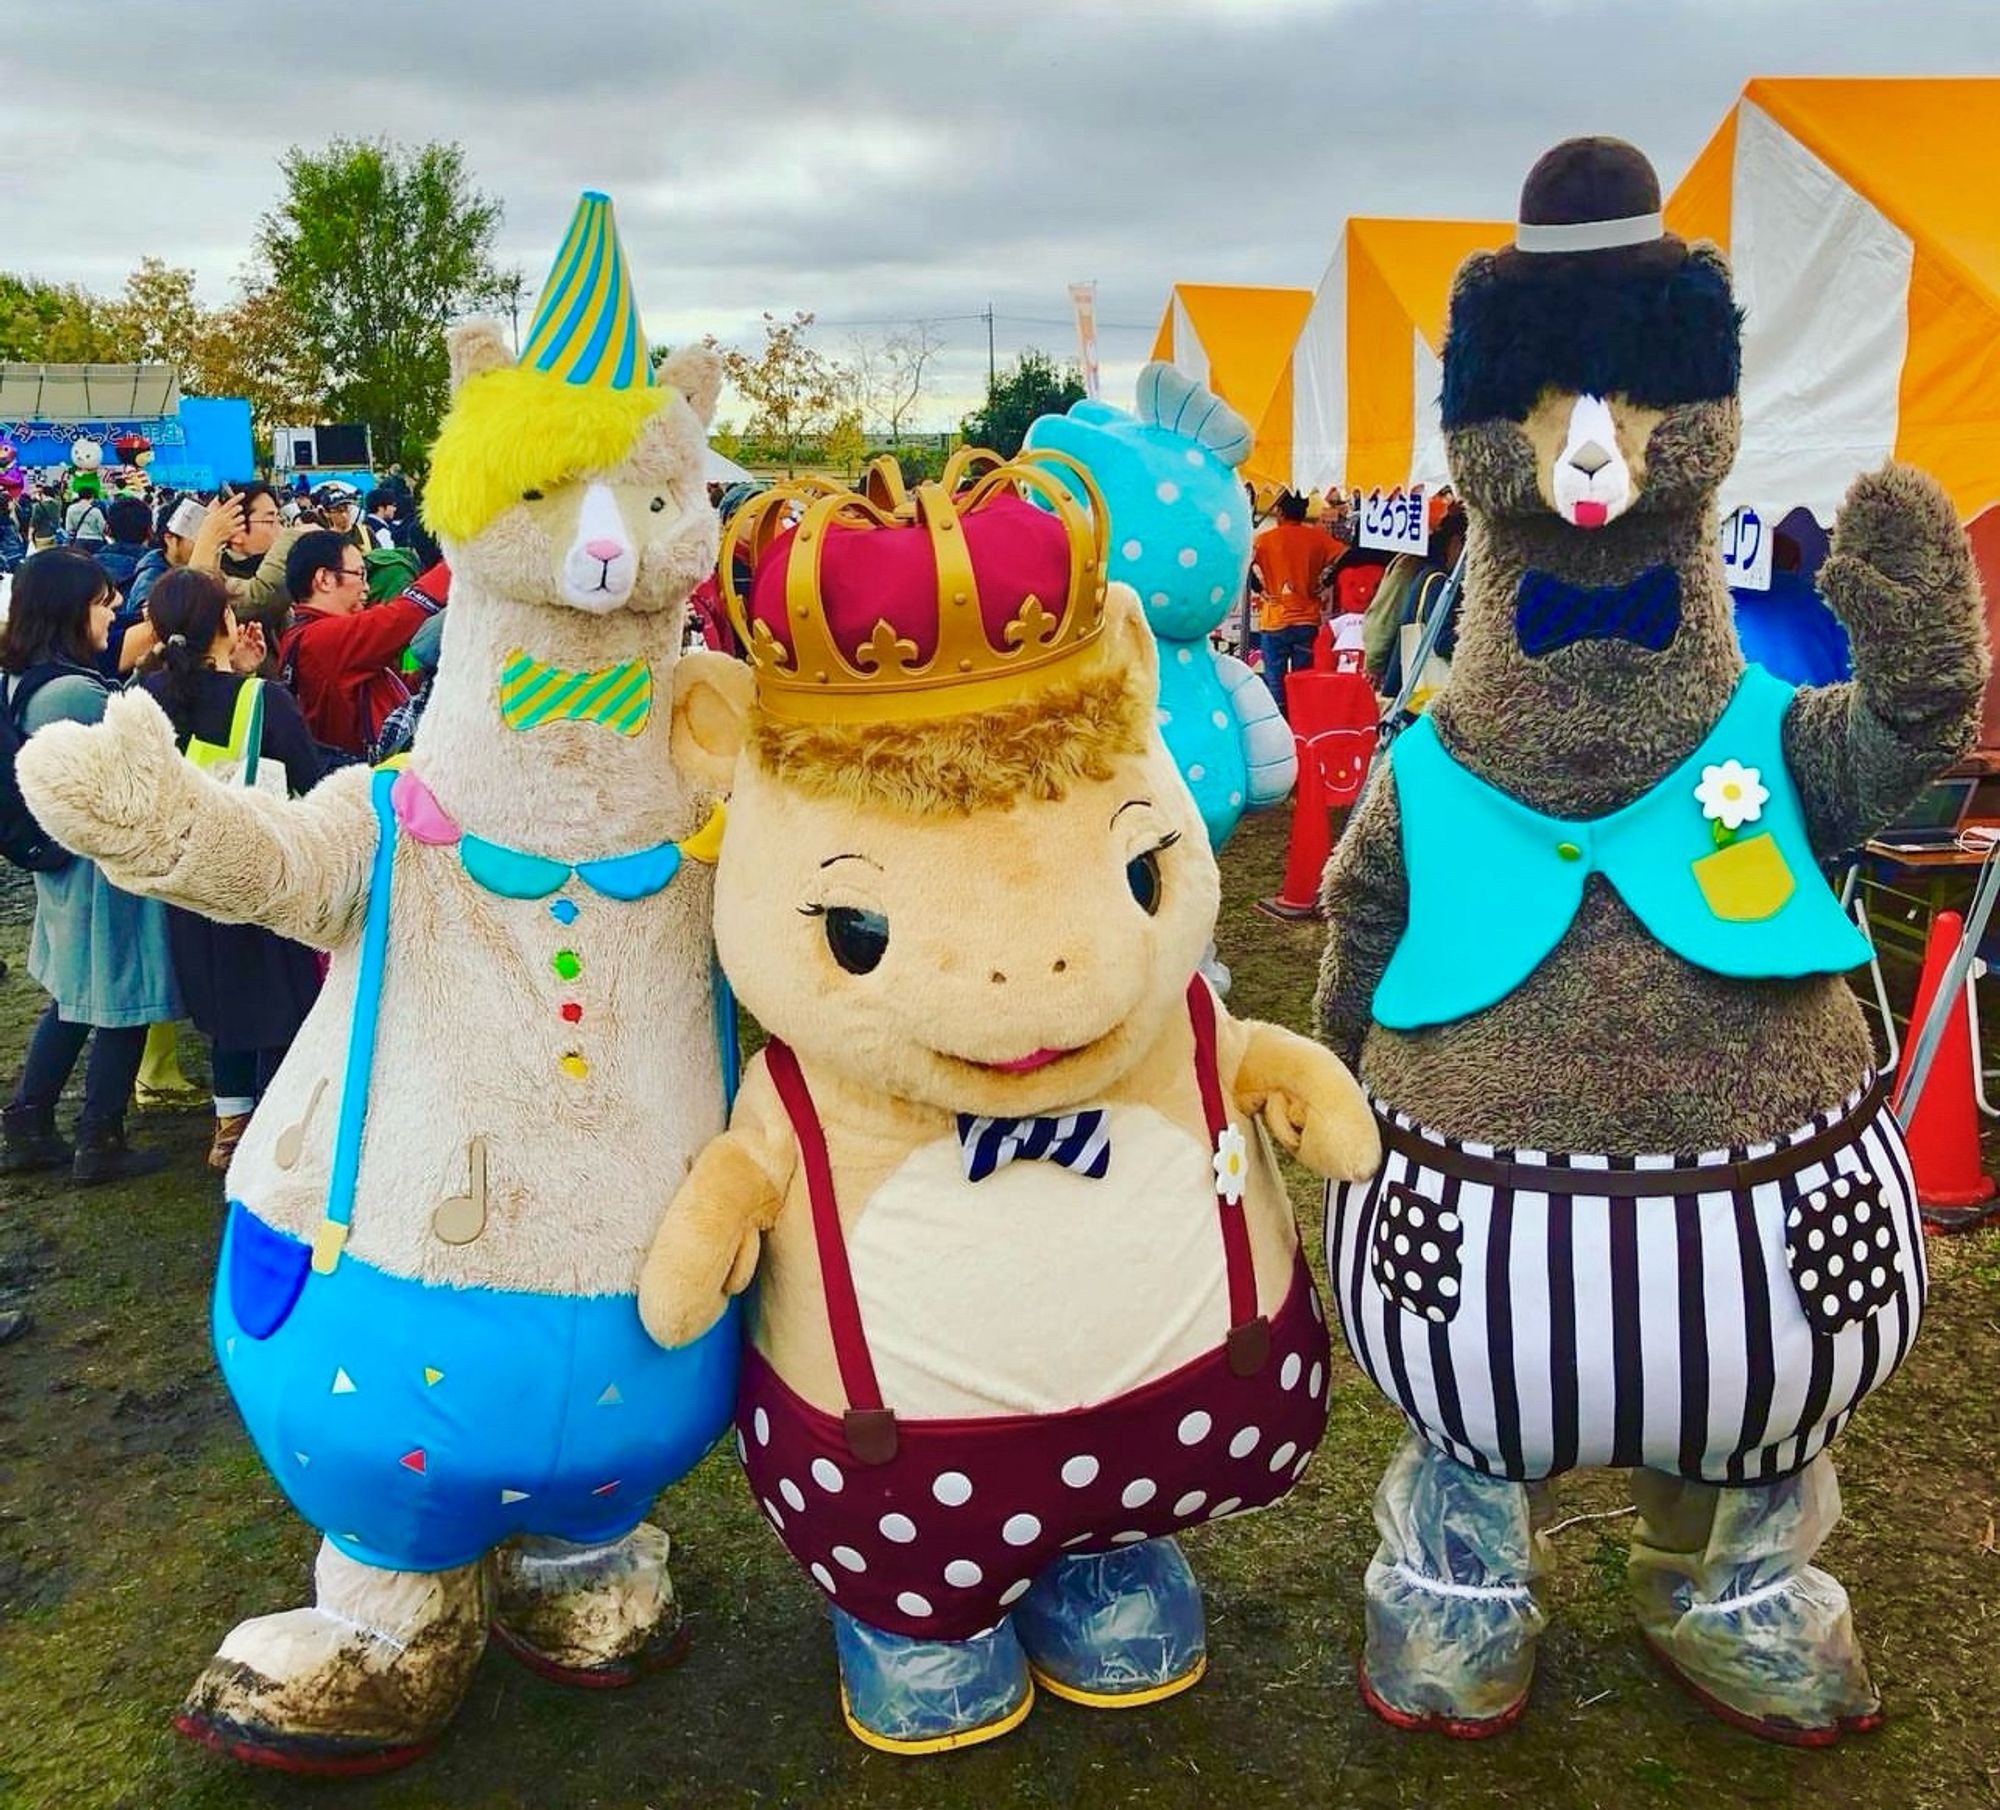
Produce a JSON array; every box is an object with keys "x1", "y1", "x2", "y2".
[{"x1": 0, "y1": 813, "x2": 1995, "y2": 1809}]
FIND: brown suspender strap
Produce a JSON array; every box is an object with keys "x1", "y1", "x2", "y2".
[
  {"x1": 1186, "y1": 975, "x2": 1270, "y2": 1376},
  {"x1": 761, "y1": 1041, "x2": 898, "y2": 1464}
]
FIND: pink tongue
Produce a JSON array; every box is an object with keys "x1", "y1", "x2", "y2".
[
  {"x1": 1573, "y1": 500, "x2": 1609, "y2": 529},
  {"x1": 990, "y1": 1048, "x2": 1064, "y2": 1074}
]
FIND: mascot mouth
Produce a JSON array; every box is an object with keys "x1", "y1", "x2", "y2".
[
  {"x1": 1570, "y1": 500, "x2": 1610, "y2": 529},
  {"x1": 979, "y1": 1047, "x2": 1074, "y2": 1075}
]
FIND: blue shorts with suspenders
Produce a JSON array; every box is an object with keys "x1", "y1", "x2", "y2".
[{"x1": 214, "y1": 768, "x2": 740, "y2": 1573}]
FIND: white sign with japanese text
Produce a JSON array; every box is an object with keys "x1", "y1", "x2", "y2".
[
  {"x1": 1721, "y1": 505, "x2": 1774, "y2": 591},
  {"x1": 1353, "y1": 485, "x2": 1429, "y2": 557}
]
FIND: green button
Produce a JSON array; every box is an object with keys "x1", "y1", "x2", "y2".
[
  {"x1": 552, "y1": 949, "x2": 582, "y2": 981},
  {"x1": 1556, "y1": 841, "x2": 1582, "y2": 862}
]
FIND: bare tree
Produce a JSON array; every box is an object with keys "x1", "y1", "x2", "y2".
[
  {"x1": 843, "y1": 333, "x2": 891, "y2": 438},
  {"x1": 882, "y1": 320, "x2": 946, "y2": 441}
]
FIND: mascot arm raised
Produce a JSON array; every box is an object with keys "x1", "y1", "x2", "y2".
[
  {"x1": 1783, "y1": 463, "x2": 1989, "y2": 856},
  {"x1": 15, "y1": 687, "x2": 378, "y2": 949},
  {"x1": 1313, "y1": 766, "x2": 1410, "y2": 1068},
  {"x1": 1223, "y1": 1005, "x2": 1380, "y2": 1180},
  {"x1": 639, "y1": 1055, "x2": 797, "y2": 1349}
]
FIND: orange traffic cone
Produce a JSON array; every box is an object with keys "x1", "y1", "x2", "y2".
[
  {"x1": 1893, "y1": 909, "x2": 1998, "y2": 1231},
  {"x1": 1255, "y1": 738, "x2": 1327, "y2": 921}
]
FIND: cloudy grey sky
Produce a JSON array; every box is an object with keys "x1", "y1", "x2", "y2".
[{"x1": 5, "y1": 0, "x2": 1998, "y2": 426}]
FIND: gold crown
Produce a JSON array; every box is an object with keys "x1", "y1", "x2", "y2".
[{"x1": 720, "y1": 449, "x2": 1110, "y2": 725}]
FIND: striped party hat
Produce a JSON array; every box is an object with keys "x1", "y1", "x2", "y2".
[{"x1": 519, "y1": 191, "x2": 653, "y2": 391}]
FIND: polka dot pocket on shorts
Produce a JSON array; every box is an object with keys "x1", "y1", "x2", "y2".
[
  {"x1": 1782, "y1": 1169, "x2": 1901, "y2": 1337},
  {"x1": 1370, "y1": 1181, "x2": 1464, "y2": 1326}
]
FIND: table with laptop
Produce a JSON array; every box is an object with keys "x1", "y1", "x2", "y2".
[{"x1": 1853, "y1": 766, "x2": 2000, "y2": 1110}]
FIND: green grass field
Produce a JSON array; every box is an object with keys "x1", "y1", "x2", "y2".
[{"x1": 1, "y1": 810, "x2": 1995, "y2": 1809}]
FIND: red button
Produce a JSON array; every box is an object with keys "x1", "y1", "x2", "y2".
[{"x1": 560, "y1": 1002, "x2": 583, "y2": 1023}]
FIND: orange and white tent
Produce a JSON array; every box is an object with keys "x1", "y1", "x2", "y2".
[
  {"x1": 1667, "y1": 77, "x2": 2000, "y2": 525},
  {"x1": 1286, "y1": 217, "x2": 1511, "y2": 499},
  {"x1": 1149, "y1": 284, "x2": 1311, "y2": 489}
]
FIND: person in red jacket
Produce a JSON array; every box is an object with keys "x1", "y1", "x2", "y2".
[{"x1": 278, "y1": 530, "x2": 440, "y2": 758}]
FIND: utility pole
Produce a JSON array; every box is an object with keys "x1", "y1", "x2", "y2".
[{"x1": 983, "y1": 303, "x2": 996, "y2": 393}]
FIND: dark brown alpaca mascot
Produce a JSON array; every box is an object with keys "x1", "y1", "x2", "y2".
[{"x1": 1318, "y1": 138, "x2": 1987, "y2": 1745}]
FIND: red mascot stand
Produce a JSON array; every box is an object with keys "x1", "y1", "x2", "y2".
[{"x1": 1256, "y1": 668, "x2": 1378, "y2": 920}]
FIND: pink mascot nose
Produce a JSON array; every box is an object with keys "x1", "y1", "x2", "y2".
[{"x1": 585, "y1": 538, "x2": 626, "y2": 562}]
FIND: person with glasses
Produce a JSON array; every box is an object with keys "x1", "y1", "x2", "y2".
[
  {"x1": 190, "y1": 481, "x2": 298, "y2": 663},
  {"x1": 277, "y1": 529, "x2": 440, "y2": 758}
]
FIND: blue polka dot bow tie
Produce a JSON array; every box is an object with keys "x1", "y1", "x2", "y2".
[
  {"x1": 956, "y1": 1110, "x2": 1112, "y2": 1183},
  {"x1": 1514, "y1": 564, "x2": 1683, "y2": 658}
]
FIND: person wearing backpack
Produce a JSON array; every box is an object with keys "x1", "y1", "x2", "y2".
[
  {"x1": 0, "y1": 550, "x2": 177, "y2": 1183},
  {"x1": 141, "y1": 570, "x2": 325, "y2": 1170}
]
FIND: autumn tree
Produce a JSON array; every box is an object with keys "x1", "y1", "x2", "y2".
[
  {"x1": 823, "y1": 407, "x2": 867, "y2": 478},
  {"x1": 254, "y1": 138, "x2": 503, "y2": 466},
  {"x1": 0, "y1": 273, "x2": 126, "y2": 363},
  {"x1": 960, "y1": 348, "x2": 1086, "y2": 458},
  {"x1": 109, "y1": 258, "x2": 208, "y2": 369},
  {"x1": 708, "y1": 311, "x2": 846, "y2": 475}
]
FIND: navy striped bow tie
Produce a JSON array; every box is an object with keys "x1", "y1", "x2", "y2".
[
  {"x1": 956, "y1": 1110, "x2": 1111, "y2": 1183},
  {"x1": 1514, "y1": 565, "x2": 1683, "y2": 658}
]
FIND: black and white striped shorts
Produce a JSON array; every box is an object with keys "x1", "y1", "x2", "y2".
[{"x1": 1327, "y1": 1076, "x2": 1925, "y2": 1487}]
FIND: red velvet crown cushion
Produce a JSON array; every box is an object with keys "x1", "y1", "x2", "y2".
[{"x1": 747, "y1": 492, "x2": 1074, "y2": 665}]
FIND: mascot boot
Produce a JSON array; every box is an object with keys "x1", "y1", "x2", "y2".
[
  {"x1": 490, "y1": 1523, "x2": 687, "y2": 1685},
  {"x1": 1319, "y1": 137, "x2": 1986, "y2": 1745},
  {"x1": 1012, "y1": 1536, "x2": 1208, "y2": 1707},
  {"x1": 176, "y1": 1540, "x2": 487, "y2": 1776},
  {"x1": 1358, "y1": 1433, "x2": 1548, "y2": 1736},
  {"x1": 1628, "y1": 1459, "x2": 1881, "y2": 1744}
]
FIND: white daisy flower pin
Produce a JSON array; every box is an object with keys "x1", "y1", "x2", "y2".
[
  {"x1": 1213, "y1": 1125, "x2": 1250, "y2": 1206},
  {"x1": 1695, "y1": 760, "x2": 1768, "y2": 833}
]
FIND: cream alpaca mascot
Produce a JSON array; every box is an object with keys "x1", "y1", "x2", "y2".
[{"x1": 18, "y1": 194, "x2": 751, "y2": 1776}]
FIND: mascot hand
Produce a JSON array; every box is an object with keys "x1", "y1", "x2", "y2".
[
  {"x1": 1819, "y1": 463, "x2": 1975, "y2": 645},
  {"x1": 1239, "y1": 1023, "x2": 1381, "y2": 1183},
  {"x1": 15, "y1": 689, "x2": 198, "y2": 876},
  {"x1": 638, "y1": 1138, "x2": 774, "y2": 1348}
]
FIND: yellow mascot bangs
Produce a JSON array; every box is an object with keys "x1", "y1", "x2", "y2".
[{"x1": 423, "y1": 363, "x2": 669, "y2": 543}]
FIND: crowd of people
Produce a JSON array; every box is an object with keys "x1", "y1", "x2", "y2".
[
  {"x1": 0, "y1": 471, "x2": 447, "y2": 1187},
  {"x1": 1245, "y1": 485, "x2": 1467, "y2": 715}
]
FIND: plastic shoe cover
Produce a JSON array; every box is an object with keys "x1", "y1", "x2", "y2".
[
  {"x1": 1629, "y1": 1458, "x2": 1881, "y2": 1739},
  {"x1": 1362, "y1": 1432, "x2": 1548, "y2": 1727},
  {"x1": 831, "y1": 1606, "x2": 1032, "y2": 1754},
  {"x1": 1012, "y1": 1537, "x2": 1207, "y2": 1705}
]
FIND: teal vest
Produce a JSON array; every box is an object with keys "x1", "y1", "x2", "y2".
[{"x1": 1373, "y1": 665, "x2": 1871, "y2": 1032}]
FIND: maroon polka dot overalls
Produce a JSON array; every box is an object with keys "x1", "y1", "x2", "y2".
[{"x1": 736, "y1": 978, "x2": 1332, "y2": 1642}]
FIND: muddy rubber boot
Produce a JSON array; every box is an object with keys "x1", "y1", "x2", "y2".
[
  {"x1": 489, "y1": 1523, "x2": 687, "y2": 1687},
  {"x1": 1359, "y1": 1432, "x2": 1548, "y2": 1737},
  {"x1": 135, "y1": 1020, "x2": 204, "y2": 1109},
  {"x1": 176, "y1": 1540, "x2": 488, "y2": 1777},
  {"x1": 0, "y1": 1103, "x2": 72, "y2": 1175},
  {"x1": 1629, "y1": 1458, "x2": 1882, "y2": 1746},
  {"x1": 71, "y1": 1122, "x2": 169, "y2": 1186}
]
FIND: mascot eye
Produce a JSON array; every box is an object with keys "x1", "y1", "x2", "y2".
[
  {"x1": 1127, "y1": 836, "x2": 1178, "y2": 915},
  {"x1": 805, "y1": 904, "x2": 890, "y2": 975},
  {"x1": 649, "y1": 495, "x2": 667, "y2": 513},
  {"x1": 521, "y1": 488, "x2": 543, "y2": 502}
]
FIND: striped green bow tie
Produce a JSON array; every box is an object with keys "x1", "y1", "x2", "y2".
[{"x1": 497, "y1": 650, "x2": 653, "y2": 736}]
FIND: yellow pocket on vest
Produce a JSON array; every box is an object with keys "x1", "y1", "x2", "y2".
[{"x1": 1693, "y1": 832, "x2": 1795, "y2": 922}]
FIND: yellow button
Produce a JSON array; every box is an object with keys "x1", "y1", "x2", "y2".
[
  {"x1": 560, "y1": 1053, "x2": 589, "y2": 1080},
  {"x1": 1556, "y1": 841, "x2": 1582, "y2": 862}
]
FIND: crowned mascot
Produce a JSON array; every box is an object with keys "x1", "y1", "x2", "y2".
[
  {"x1": 1319, "y1": 139, "x2": 1988, "y2": 1744},
  {"x1": 19, "y1": 195, "x2": 745, "y2": 1774},
  {"x1": 639, "y1": 454, "x2": 1380, "y2": 1753}
]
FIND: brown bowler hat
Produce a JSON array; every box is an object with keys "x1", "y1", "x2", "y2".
[{"x1": 1493, "y1": 136, "x2": 1688, "y2": 281}]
